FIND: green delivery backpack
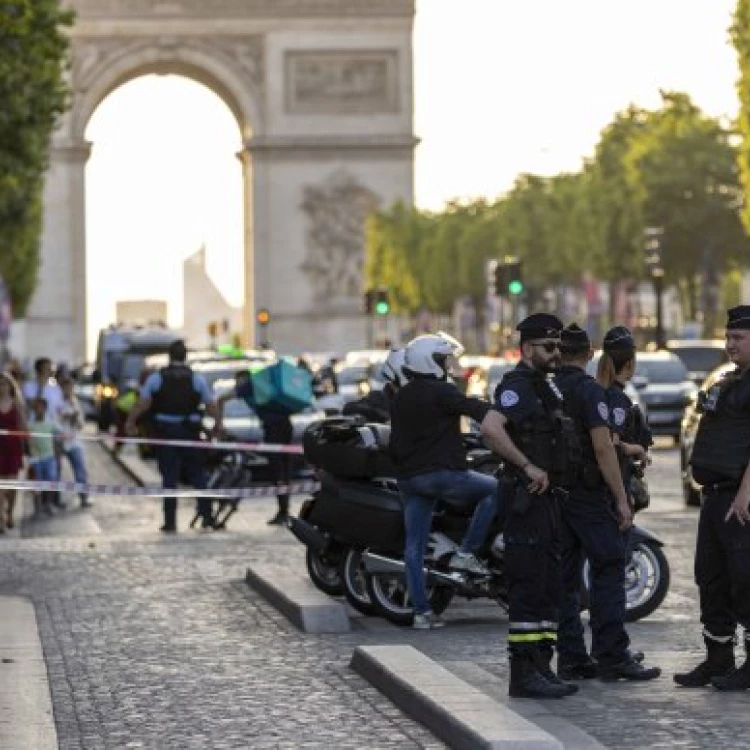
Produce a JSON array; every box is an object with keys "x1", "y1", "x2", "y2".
[{"x1": 251, "y1": 359, "x2": 313, "y2": 415}]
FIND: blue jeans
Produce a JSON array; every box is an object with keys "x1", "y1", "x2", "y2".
[
  {"x1": 33, "y1": 456, "x2": 58, "y2": 482},
  {"x1": 62, "y1": 446, "x2": 88, "y2": 495},
  {"x1": 399, "y1": 469, "x2": 499, "y2": 615}
]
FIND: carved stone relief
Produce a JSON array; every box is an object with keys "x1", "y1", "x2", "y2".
[
  {"x1": 300, "y1": 170, "x2": 380, "y2": 306},
  {"x1": 68, "y1": 0, "x2": 414, "y2": 18},
  {"x1": 70, "y1": 35, "x2": 265, "y2": 95},
  {"x1": 286, "y1": 50, "x2": 399, "y2": 115}
]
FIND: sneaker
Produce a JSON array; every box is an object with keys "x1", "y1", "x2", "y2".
[
  {"x1": 412, "y1": 611, "x2": 447, "y2": 630},
  {"x1": 449, "y1": 552, "x2": 490, "y2": 576},
  {"x1": 267, "y1": 512, "x2": 289, "y2": 526}
]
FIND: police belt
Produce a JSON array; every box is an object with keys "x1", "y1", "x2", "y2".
[{"x1": 701, "y1": 480, "x2": 740, "y2": 495}]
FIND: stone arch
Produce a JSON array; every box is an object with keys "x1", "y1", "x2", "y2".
[{"x1": 68, "y1": 38, "x2": 265, "y2": 144}]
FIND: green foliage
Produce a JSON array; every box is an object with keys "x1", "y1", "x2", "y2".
[
  {"x1": 0, "y1": 0, "x2": 73, "y2": 315},
  {"x1": 732, "y1": 0, "x2": 750, "y2": 233},
  {"x1": 365, "y1": 91, "x2": 748, "y2": 325}
]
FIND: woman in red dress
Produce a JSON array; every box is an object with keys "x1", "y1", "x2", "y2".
[{"x1": 0, "y1": 372, "x2": 26, "y2": 532}]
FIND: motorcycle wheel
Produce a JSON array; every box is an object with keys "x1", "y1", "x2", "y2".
[
  {"x1": 305, "y1": 545, "x2": 345, "y2": 596},
  {"x1": 581, "y1": 539, "x2": 670, "y2": 623},
  {"x1": 365, "y1": 571, "x2": 454, "y2": 626},
  {"x1": 340, "y1": 549, "x2": 377, "y2": 616}
]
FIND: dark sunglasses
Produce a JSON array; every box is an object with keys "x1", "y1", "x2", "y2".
[{"x1": 531, "y1": 341, "x2": 561, "y2": 353}]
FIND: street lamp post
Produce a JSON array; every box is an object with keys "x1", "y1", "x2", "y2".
[{"x1": 644, "y1": 227, "x2": 666, "y2": 349}]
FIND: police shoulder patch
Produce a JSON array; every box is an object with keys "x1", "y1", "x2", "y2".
[
  {"x1": 613, "y1": 407, "x2": 626, "y2": 426},
  {"x1": 597, "y1": 402, "x2": 609, "y2": 421},
  {"x1": 500, "y1": 390, "x2": 520, "y2": 408}
]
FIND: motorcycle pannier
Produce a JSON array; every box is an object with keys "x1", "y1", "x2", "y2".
[
  {"x1": 303, "y1": 417, "x2": 395, "y2": 479},
  {"x1": 309, "y1": 472, "x2": 405, "y2": 552}
]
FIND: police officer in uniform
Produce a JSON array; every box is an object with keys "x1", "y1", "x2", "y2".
[
  {"x1": 675, "y1": 306, "x2": 750, "y2": 691},
  {"x1": 493, "y1": 313, "x2": 580, "y2": 699},
  {"x1": 126, "y1": 340, "x2": 217, "y2": 532},
  {"x1": 597, "y1": 327, "x2": 653, "y2": 515},
  {"x1": 553, "y1": 324, "x2": 660, "y2": 681}
]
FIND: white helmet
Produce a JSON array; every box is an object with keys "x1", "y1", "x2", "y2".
[
  {"x1": 405, "y1": 333, "x2": 464, "y2": 379},
  {"x1": 381, "y1": 348, "x2": 407, "y2": 387}
]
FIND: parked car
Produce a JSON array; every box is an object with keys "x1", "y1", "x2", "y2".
[
  {"x1": 631, "y1": 352, "x2": 698, "y2": 441},
  {"x1": 666, "y1": 339, "x2": 728, "y2": 385},
  {"x1": 679, "y1": 362, "x2": 734, "y2": 506}
]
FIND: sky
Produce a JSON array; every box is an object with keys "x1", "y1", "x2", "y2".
[{"x1": 84, "y1": 0, "x2": 741, "y2": 352}]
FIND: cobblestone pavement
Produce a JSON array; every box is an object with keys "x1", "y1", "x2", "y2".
[{"x1": 0, "y1": 440, "x2": 748, "y2": 749}]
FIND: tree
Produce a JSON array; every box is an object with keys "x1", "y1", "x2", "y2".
[{"x1": 0, "y1": 1, "x2": 73, "y2": 314}]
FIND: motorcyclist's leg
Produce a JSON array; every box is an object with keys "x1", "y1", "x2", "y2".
[
  {"x1": 400, "y1": 479, "x2": 437, "y2": 616},
  {"x1": 444, "y1": 470, "x2": 499, "y2": 554}
]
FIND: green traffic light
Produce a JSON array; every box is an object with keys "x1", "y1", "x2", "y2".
[
  {"x1": 375, "y1": 301, "x2": 390, "y2": 315},
  {"x1": 508, "y1": 280, "x2": 524, "y2": 295}
]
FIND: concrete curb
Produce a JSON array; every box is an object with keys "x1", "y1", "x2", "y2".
[
  {"x1": 245, "y1": 563, "x2": 350, "y2": 633},
  {"x1": 351, "y1": 645, "x2": 562, "y2": 750},
  {"x1": 0, "y1": 596, "x2": 58, "y2": 750}
]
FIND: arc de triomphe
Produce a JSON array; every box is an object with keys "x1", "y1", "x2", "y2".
[{"x1": 25, "y1": 0, "x2": 415, "y2": 362}]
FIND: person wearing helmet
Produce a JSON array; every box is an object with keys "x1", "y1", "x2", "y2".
[
  {"x1": 342, "y1": 349, "x2": 407, "y2": 424},
  {"x1": 390, "y1": 333, "x2": 504, "y2": 630}
]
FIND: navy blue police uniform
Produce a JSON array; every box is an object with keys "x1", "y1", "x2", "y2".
[
  {"x1": 494, "y1": 313, "x2": 581, "y2": 698},
  {"x1": 553, "y1": 325, "x2": 632, "y2": 675},
  {"x1": 675, "y1": 306, "x2": 750, "y2": 690}
]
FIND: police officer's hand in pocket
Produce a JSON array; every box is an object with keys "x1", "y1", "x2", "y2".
[
  {"x1": 726, "y1": 492, "x2": 750, "y2": 526},
  {"x1": 524, "y1": 464, "x2": 549, "y2": 494}
]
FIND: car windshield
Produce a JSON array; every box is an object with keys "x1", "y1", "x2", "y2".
[
  {"x1": 195, "y1": 360, "x2": 264, "y2": 390},
  {"x1": 336, "y1": 365, "x2": 368, "y2": 386},
  {"x1": 669, "y1": 347, "x2": 726, "y2": 373},
  {"x1": 636, "y1": 359, "x2": 689, "y2": 384}
]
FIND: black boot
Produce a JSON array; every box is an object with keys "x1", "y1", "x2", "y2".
[
  {"x1": 674, "y1": 636, "x2": 735, "y2": 688},
  {"x1": 558, "y1": 654, "x2": 598, "y2": 680},
  {"x1": 534, "y1": 646, "x2": 578, "y2": 695},
  {"x1": 509, "y1": 652, "x2": 571, "y2": 699},
  {"x1": 712, "y1": 637, "x2": 750, "y2": 691},
  {"x1": 267, "y1": 495, "x2": 290, "y2": 525}
]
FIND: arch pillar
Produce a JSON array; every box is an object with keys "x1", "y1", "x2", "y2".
[{"x1": 25, "y1": 141, "x2": 91, "y2": 364}]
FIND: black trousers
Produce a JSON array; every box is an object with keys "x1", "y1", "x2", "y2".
[
  {"x1": 557, "y1": 491, "x2": 630, "y2": 666},
  {"x1": 263, "y1": 418, "x2": 293, "y2": 514},
  {"x1": 696, "y1": 486, "x2": 750, "y2": 639},
  {"x1": 505, "y1": 492, "x2": 560, "y2": 654}
]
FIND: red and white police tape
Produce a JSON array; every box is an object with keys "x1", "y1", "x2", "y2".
[
  {"x1": 0, "y1": 478, "x2": 321, "y2": 499},
  {"x1": 0, "y1": 429, "x2": 304, "y2": 454}
]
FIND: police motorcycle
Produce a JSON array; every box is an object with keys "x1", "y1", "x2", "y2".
[{"x1": 287, "y1": 416, "x2": 498, "y2": 615}]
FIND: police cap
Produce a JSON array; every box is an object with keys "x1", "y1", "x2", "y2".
[
  {"x1": 603, "y1": 326, "x2": 635, "y2": 351},
  {"x1": 560, "y1": 323, "x2": 590, "y2": 352},
  {"x1": 516, "y1": 313, "x2": 563, "y2": 343},
  {"x1": 726, "y1": 305, "x2": 750, "y2": 330}
]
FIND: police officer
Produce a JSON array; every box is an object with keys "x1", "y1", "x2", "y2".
[
  {"x1": 493, "y1": 313, "x2": 580, "y2": 699},
  {"x1": 597, "y1": 327, "x2": 653, "y2": 513},
  {"x1": 675, "y1": 306, "x2": 750, "y2": 691},
  {"x1": 554, "y1": 324, "x2": 660, "y2": 681},
  {"x1": 126, "y1": 339, "x2": 217, "y2": 532}
]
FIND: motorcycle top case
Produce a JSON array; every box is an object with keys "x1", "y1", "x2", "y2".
[
  {"x1": 303, "y1": 416, "x2": 396, "y2": 479},
  {"x1": 308, "y1": 471, "x2": 405, "y2": 552},
  {"x1": 251, "y1": 359, "x2": 313, "y2": 414}
]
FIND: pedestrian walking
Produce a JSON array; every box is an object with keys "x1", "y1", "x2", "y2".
[
  {"x1": 553, "y1": 324, "x2": 660, "y2": 682},
  {"x1": 56, "y1": 378, "x2": 91, "y2": 508},
  {"x1": 675, "y1": 306, "x2": 750, "y2": 691},
  {"x1": 28, "y1": 397, "x2": 62, "y2": 517},
  {"x1": 492, "y1": 314, "x2": 581, "y2": 699},
  {"x1": 125, "y1": 339, "x2": 217, "y2": 532},
  {"x1": 0, "y1": 372, "x2": 26, "y2": 532}
]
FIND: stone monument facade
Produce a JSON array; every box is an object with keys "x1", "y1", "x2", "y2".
[{"x1": 26, "y1": 0, "x2": 415, "y2": 362}]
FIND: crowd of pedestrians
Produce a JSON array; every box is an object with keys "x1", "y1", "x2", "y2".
[{"x1": 0, "y1": 356, "x2": 91, "y2": 533}]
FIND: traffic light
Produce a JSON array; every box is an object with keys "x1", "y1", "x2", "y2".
[
  {"x1": 506, "y1": 261, "x2": 524, "y2": 296},
  {"x1": 363, "y1": 290, "x2": 375, "y2": 315},
  {"x1": 208, "y1": 321, "x2": 218, "y2": 338},
  {"x1": 256, "y1": 308, "x2": 270, "y2": 326},
  {"x1": 374, "y1": 289, "x2": 390, "y2": 316},
  {"x1": 493, "y1": 264, "x2": 508, "y2": 296}
]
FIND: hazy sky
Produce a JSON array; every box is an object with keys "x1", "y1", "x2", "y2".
[{"x1": 84, "y1": 0, "x2": 740, "y2": 350}]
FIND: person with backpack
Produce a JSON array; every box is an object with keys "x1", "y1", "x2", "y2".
[
  {"x1": 125, "y1": 339, "x2": 218, "y2": 532},
  {"x1": 215, "y1": 358, "x2": 313, "y2": 525}
]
